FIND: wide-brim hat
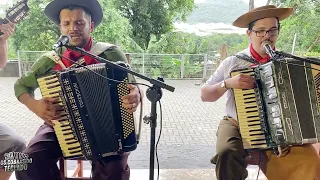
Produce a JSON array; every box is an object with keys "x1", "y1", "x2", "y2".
[
  {"x1": 44, "y1": 0, "x2": 103, "y2": 28},
  {"x1": 232, "y1": 5, "x2": 294, "y2": 28}
]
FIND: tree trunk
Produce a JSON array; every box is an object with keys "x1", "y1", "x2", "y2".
[
  {"x1": 220, "y1": 44, "x2": 228, "y2": 61},
  {"x1": 249, "y1": 0, "x2": 255, "y2": 10},
  {"x1": 266, "y1": 0, "x2": 271, "y2": 5},
  {"x1": 307, "y1": 34, "x2": 320, "y2": 52},
  {"x1": 215, "y1": 44, "x2": 228, "y2": 69}
]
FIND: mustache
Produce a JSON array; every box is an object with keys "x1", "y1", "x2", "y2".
[
  {"x1": 262, "y1": 39, "x2": 273, "y2": 44},
  {"x1": 68, "y1": 32, "x2": 82, "y2": 37}
]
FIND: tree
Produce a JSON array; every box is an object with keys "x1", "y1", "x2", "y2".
[
  {"x1": 115, "y1": 0, "x2": 195, "y2": 50},
  {"x1": 12, "y1": 0, "x2": 60, "y2": 52},
  {"x1": 92, "y1": 0, "x2": 140, "y2": 52},
  {"x1": 10, "y1": 0, "x2": 141, "y2": 57},
  {"x1": 271, "y1": 0, "x2": 320, "y2": 53}
]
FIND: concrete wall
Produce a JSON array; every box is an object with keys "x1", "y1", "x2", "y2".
[{"x1": 0, "y1": 61, "x2": 19, "y2": 77}]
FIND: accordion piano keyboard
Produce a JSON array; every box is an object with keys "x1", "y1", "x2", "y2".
[
  {"x1": 37, "y1": 74, "x2": 83, "y2": 158},
  {"x1": 231, "y1": 69, "x2": 268, "y2": 150}
]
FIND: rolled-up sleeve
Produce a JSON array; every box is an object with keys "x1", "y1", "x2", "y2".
[
  {"x1": 14, "y1": 56, "x2": 55, "y2": 99},
  {"x1": 205, "y1": 57, "x2": 231, "y2": 85}
]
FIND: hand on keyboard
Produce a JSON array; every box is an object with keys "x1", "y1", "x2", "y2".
[
  {"x1": 31, "y1": 97, "x2": 62, "y2": 126},
  {"x1": 121, "y1": 84, "x2": 141, "y2": 113},
  {"x1": 225, "y1": 73, "x2": 255, "y2": 89}
]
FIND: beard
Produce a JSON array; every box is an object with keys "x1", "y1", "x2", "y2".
[{"x1": 69, "y1": 37, "x2": 88, "y2": 48}]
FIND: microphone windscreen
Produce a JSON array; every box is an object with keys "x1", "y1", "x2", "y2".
[{"x1": 261, "y1": 41, "x2": 272, "y2": 48}]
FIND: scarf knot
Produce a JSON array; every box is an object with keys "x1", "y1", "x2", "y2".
[{"x1": 53, "y1": 37, "x2": 99, "y2": 71}]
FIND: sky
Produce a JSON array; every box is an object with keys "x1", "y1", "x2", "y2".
[
  {"x1": 240, "y1": 0, "x2": 269, "y2": 7},
  {"x1": 0, "y1": 0, "x2": 11, "y2": 5}
]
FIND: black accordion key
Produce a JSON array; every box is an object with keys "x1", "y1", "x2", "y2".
[
  {"x1": 37, "y1": 74, "x2": 83, "y2": 159},
  {"x1": 231, "y1": 69, "x2": 268, "y2": 149}
]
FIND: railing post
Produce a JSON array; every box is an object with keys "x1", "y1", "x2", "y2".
[
  {"x1": 142, "y1": 53, "x2": 145, "y2": 76},
  {"x1": 181, "y1": 54, "x2": 185, "y2": 79},
  {"x1": 17, "y1": 50, "x2": 22, "y2": 77},
  {"x1": 203, "y1": 54, "x2": 208, "y2": 80},
  {"x1": 125, "y1": 53, "x2": 131, "y2": 64}
]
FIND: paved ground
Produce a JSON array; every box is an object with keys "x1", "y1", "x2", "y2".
[{"x1": 0, "y1": 77, "x2": 266, "y2": 179}]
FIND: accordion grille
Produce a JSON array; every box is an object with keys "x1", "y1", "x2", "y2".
[{"x1": 117, "y1": 78, "x2": 135, "y2": 139}]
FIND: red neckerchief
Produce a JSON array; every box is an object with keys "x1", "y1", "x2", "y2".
[
  {"x1": 53, "y1": 37, "x2": 99, "y2": 71},
  {"x1": 250, "y1": 43, "x2": 270, "y2": 63}
]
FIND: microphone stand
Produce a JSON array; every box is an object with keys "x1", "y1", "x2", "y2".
[
  {"x1": 63, "y1": 45, "x2": 175, "y2": 180},
  {"x1": 272, "y1": 50, "x2": 320, "y2": 66}
]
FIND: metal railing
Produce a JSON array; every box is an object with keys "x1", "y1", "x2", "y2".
[{"x1": 17, "y1": 50, "x2": 217, "y2": 79}]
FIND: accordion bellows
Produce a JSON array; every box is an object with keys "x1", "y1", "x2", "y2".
[{"x1": 231, "y1": 58, "x2": 320, "y2": 150}]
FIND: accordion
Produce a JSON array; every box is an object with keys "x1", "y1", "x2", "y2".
[
  {"x1": 231, "y1": 58, "x2": 320, "y2": 152},
  {"x1": 37, "y1": 63, "x2": 137, "y2": 160}
]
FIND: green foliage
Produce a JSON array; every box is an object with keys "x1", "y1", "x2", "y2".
[
  {"x1": 10, "y1": 0, "x2": 142, "y2": 58},
  {"x1": 12, "y1": 0, "x2": 60, "y2": 52},
  {"x1": 295, "y1": 51, "x2": 320, "y2": 58},
  {"x1": 129, "y1": 53, "x2": 204, "y2": 79},
  {"x1": 272, "y1": 0, "x2": 320, "y2": 53},
  {"x1": 3, "y1": 0, "x2": 319, "y2": 74},
  {"x1": 147, "y1": 31, "x2": 247, "y2": 56},
  {"x1": 92, "y1": 0, "x2": 140, "y2": 52},
  {"x1": 115, "y1": 0, "x2": 195, "y2": 50}
]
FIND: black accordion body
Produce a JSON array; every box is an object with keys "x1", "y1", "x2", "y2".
[
  {"x1": 37, "y1": 63, "x2": 137, "y2": 160},
  {"x1": 231, "y1": 58, "x2": 320, "y2": 151}
]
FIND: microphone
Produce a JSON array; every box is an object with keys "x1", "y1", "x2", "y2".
[
  {"x1": 52, "y1": 35, "x2": 71, "y2": 50},
  {"x1": 262, "y1": 41, "x2": 277, "y2": 59}
]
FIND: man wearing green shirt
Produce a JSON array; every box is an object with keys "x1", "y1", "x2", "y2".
[{"x1": 14, "y1": 0, "x2": 142, "y2": 179}]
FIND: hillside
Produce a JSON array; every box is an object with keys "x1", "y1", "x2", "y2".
[{"x1": 180, "y1": 0, "x2": 249, "y2": 25}]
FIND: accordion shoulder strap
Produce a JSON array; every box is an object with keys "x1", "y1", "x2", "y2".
[
  {"x1": 235, "y1": 53, "x2": 260, "y2": 65},
  {"x1": 70, "y1": 42, "x2": 115, "y2": 67},
  {"x1": 43, "y1": 51, "x2": 67, "y2": 69},
  {"x1": 90, "y1": 42, "x2": 116, "y2": 56},
  {"x1": 44, "y1": 42, "x2": 116, "y2": 69}
]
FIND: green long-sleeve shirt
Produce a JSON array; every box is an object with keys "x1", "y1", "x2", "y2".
[{"x1": 14, "y1": 41, "x2": 134, "y2": 99}]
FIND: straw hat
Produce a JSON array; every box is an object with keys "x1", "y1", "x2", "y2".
[{"x1": 232, "y1": 5, "x2": 294, "y2": 28}]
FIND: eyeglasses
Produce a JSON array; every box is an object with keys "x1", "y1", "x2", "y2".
[{"x1": 251, "y1": 28, "x2": 279, "y2": 37}]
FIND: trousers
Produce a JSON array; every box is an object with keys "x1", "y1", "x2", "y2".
[
  {"x1": 0, "y1": 123, "x2": 26, "y2": 169},
  {"x1": 211, "y1": 117, "x2": 320, "y2": 180},
  {"x1": 15, "y1": 123, "x2": 130, "y2": 180}
]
